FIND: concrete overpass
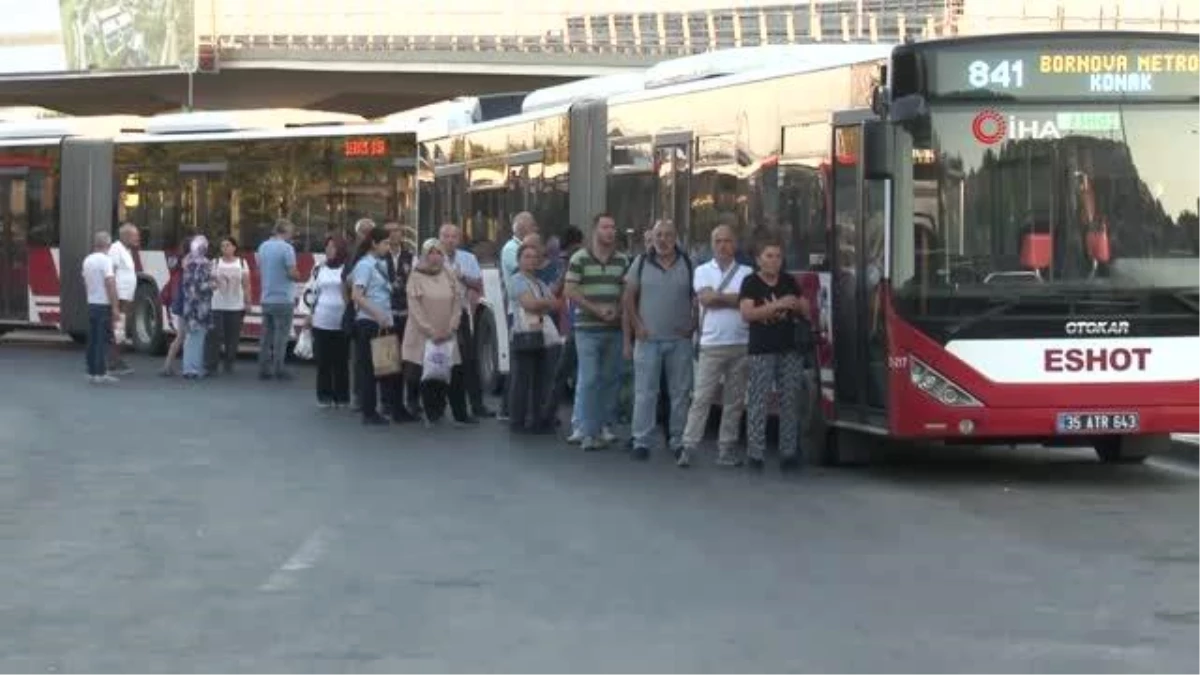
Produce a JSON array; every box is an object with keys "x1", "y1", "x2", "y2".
[{"x1": 1, "y1": 0, "x2": 1194, "y2": 117}]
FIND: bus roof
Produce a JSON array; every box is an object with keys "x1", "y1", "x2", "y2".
[
  {"x1": 116, "y1": 120, "x2": 419, "y2": 145},
  {"x1": 608, "y1": 43, "x2": 893, "y2": 107},
  {"x1": 521, "y1": 72, "x2": 646, "y2": 114},
  {"x1": 0, "y1": 115, "x2": 145, "y2": 142},
  {"x1": 141, "y1": 108, "x2": 368, "y2": 135}
]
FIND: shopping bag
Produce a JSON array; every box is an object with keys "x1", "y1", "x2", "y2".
[
  {"x1": 293, "y1": 328, "x2": 314, "y2": 360},
  {"x1": 421, "y1": 339, "x2": 453, "y2": 383},
  {"x1": 370, "y1": 329, "x2": 402, "y2": 378}
]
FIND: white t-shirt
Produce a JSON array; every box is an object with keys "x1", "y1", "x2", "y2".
[
  {"x1": 211, "y1": 257, "x2": 248, "y2": 311},
  {"x1": 694, "y1": 259, "x2": 752, "y2": 347},
  {"x1": 108, "y1": 240, "x2": 137, "y2": 301},
  {"x1": 310, "y1": 264, "x2": 347, "y2": 331},
  {"x1": 82, "y1": 252, "x2": 115, "y2": 305}
]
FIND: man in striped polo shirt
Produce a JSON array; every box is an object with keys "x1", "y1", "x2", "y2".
[{"x1": 564, "y1": 213, "x2": 628, "y2": 451}]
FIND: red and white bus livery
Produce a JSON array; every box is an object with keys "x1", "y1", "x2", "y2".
[{"x1": 0, "y1": 110, "x2": 419, "y2": 351}]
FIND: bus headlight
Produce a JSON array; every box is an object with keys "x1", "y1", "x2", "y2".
[{"x1": 909, "y1": 357, "x2": 982, "y2": 407}]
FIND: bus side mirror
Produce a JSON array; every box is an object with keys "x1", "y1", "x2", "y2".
[
  {"x1": 862, "y1": 121, "x2": 892, "y2": 179},
  {"x1": 1020, "y1": 233, "x2": 1053, "y2": 270}
]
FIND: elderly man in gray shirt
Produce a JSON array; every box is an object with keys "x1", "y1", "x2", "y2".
[{"x1": 623, "y1": 219, "x2": 696, "y2": 462}]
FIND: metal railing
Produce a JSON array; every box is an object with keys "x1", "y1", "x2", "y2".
[{"x1": 202, "y1": 2, "x2": 1199, "y2": 58}]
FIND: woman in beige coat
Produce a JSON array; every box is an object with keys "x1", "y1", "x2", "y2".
[{"x1": 402, "y1": 238, "x2": 471, "y2": 426}]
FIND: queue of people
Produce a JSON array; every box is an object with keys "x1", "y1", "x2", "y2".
[{"x1": 80, "y1": 210, "x2": 813, "y2": 470}]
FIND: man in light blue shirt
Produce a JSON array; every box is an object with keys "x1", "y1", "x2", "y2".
[
  {"x1": 256, "y1": 219, "x2": 300, "y2": 380},
  {"x1": 497, "y1": 211, "x2": 537, "y2": 420},
  {"x1": 441, "y1": 223, "x2": 492, "y2": 419}
]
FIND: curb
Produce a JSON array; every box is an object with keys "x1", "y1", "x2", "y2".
[{"x1": 1163, "y1": 435, "x2": 1199, "y2": 465}]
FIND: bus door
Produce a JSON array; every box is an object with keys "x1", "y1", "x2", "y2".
[
  {"x1": 653, "y1": 132, "x2": 692, "y2": 241},
  {"x1": 829, "y1": 114, "x2": 889, "y2": 430},
  {"x1": 0, "y1": 169, "x2": 29, "y2": 323},
  {"x1": 177, "y1": 162, "x2": 231, "y2": 250}
]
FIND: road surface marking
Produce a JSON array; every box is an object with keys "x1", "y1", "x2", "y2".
[{"x1": 259, "y1": 527, "x2": 331, "y2": 592}]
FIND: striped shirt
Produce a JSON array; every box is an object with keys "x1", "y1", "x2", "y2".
[{"x1": 565, "y1": 247, "x2": 629, "y2": 332}]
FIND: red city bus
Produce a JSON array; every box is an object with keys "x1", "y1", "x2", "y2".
[
  {"x1": 0, "y1": 110, "x2": 419, "y2": 352},
  {"x1": 837, "y1": 31, "x2": 1199, "y2": 464}
]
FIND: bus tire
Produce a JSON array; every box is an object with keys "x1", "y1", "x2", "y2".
[
  {"x1": 1093, "y1": 434, "x2": 1163, "y2": 464},
  {"x1": 474, "y1": 305, "x2": 500, "y2": 394},
  {"x1": 131, "y1": 282, "x2": 167, "y2": 356}
]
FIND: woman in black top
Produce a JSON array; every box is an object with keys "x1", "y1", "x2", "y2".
[{"x1": 738, "y1": 240, "x2": 809, "y2": 471}]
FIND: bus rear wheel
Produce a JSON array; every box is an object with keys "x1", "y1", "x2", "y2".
[
  {"x1": 131, "y1": 282, "x2": 167, "y2": 356},
  {"x1": 1093, "y1": 435, "x2": 1165, "y2": 464}
]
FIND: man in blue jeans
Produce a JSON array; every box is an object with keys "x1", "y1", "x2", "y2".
[
  {"x1": 256, "y1": 219, "x2": 301, "y2": 380},
  {"x1": 623, "y1": 219, "x2": 696, "y2": 462},
  {"x1": 81, "y1": 230, "x2": 121, "y2": 384},
  {"x1": 563, "y1": 214, "x2": 628, "y2": 451}
]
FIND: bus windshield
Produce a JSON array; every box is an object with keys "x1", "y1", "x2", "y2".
[{"x1": 895, "y1": 104, "x2": 1199, "y2": 313}]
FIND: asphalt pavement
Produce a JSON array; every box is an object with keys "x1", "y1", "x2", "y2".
[{"x1": 0, "y1": 335, "x2": 1196, "y2": 673}]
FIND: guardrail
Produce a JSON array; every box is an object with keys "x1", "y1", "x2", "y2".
[{"x1": 203, "y1": 4, "x2": 1198, "y2": 58}]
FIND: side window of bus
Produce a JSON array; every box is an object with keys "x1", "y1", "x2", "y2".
[{"x1": 780, "y1": 122, "x2": 831, "y2": 270}]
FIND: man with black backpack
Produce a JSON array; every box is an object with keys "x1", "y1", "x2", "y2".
[{"x1": 622, "y1": 219, "x2": 696, "y2": 462}]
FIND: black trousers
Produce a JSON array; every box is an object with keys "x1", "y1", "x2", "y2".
[
  {"x1": 405, "y1": 362, "x2": 469, "y2": 423},
  {"x1": 456, "y1": 308, "x2": 487, "y2": 414},
  {"x1": 354, "y1": 319, "x2": 403, "y2": 420},
  {"x1": 205, "y1": 309, "x2": 244, "y2": 372},
  {"x1": 381, "y1": 314, "x2": 420, "y2": 417},
  {"x1": 508, "y1": 345, "x2": 561, "y2": 432},
  {"x1": 313, "y1": 327, "x2": 350, "y2": 404}
]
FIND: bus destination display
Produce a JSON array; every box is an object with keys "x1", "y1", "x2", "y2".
[
  {"x1": 343, "y1": 138, "x2": 388, "y2": 158},
  {"x1": 932, "y1": 46, "x2": 1199, "y2": 98}
]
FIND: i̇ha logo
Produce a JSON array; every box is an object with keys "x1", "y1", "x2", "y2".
[{"x1": 972, "y1": 109, "x2": 1007, "y2": 145}]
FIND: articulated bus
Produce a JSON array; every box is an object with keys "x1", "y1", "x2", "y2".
[
  {"x1": 0, "y1": 109, "x2": 420, "y2": 352},
  {"x1": 417, "y1": 43, "x2": 893, "y2": 396},
  {"x1": 417, "y1": 33, "x2": 1198, "y2": 465}
]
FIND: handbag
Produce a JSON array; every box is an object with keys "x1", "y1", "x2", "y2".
[
  {"x1": 510, "y1": 276, "x2": 548, "y2": 353},
  {"x1": 370, "y1": 328, "x2": 402, "y2": 378}
]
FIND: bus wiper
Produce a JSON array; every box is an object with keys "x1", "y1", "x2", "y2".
[
  {"x1": 945, "y1": 296, "x2": 1021, "y2": 337},
  {"x1": 1170, "y1": 288, "x2": 1200, "y2": 313}
]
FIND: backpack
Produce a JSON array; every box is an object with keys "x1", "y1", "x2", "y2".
[{"x1": 632, "y1": 248, "x2": 695, "y2": 297}]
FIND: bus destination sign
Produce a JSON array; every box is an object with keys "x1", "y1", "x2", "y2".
[
  {"x1": 343, "y1": 138, "x2": 389, "y2": 158},
  {"x1": 931, "y1": 45, "x2": 1199, "y2": 99}
]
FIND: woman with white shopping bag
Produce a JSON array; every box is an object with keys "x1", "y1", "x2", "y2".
[
  {"x1": 401, "y1": 238, "x2": 471, "y2": 427},
  {"x1": 507, "y1": 241, "x2": 564, "y2": 434}
]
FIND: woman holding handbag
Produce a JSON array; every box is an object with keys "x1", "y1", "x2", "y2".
[
  {"x1": 507, "y1": 241, "x2": 563, "y2": 434},
  {"x1": 350, "y1": 227, "x2": 395, "y2": 426},
  {"x1": 401, "y1": 238, "x2": 470, "y2": 427}
]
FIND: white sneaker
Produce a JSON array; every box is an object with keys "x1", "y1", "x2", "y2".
[
  {"x1": 600, "y1": 427, "x2": 618, "y2": 445},
  {"x1": 566, "y1": 429, "x2": 584, "y2": 444},
  {"x1": 94, "y1": 374, "x2": 119, "y2": 384}
]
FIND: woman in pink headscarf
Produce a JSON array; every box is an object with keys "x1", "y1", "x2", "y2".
[{"x1": 180, "y1": 235, "x2": 215, "y2": 378}]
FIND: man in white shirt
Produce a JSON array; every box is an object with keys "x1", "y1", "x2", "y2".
[
  {"x1": 107, "y1": 223, "x2": 140, "y2": 374},
  {"x1": 82, "y1": 230, "x2": 121, "y2": 384},
  {"x1": 441, "y1": 223, "x2": 493, "y2": 419},
  {"x1": 678, "y1": 224, "x2": 753, "y2": 467}
]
